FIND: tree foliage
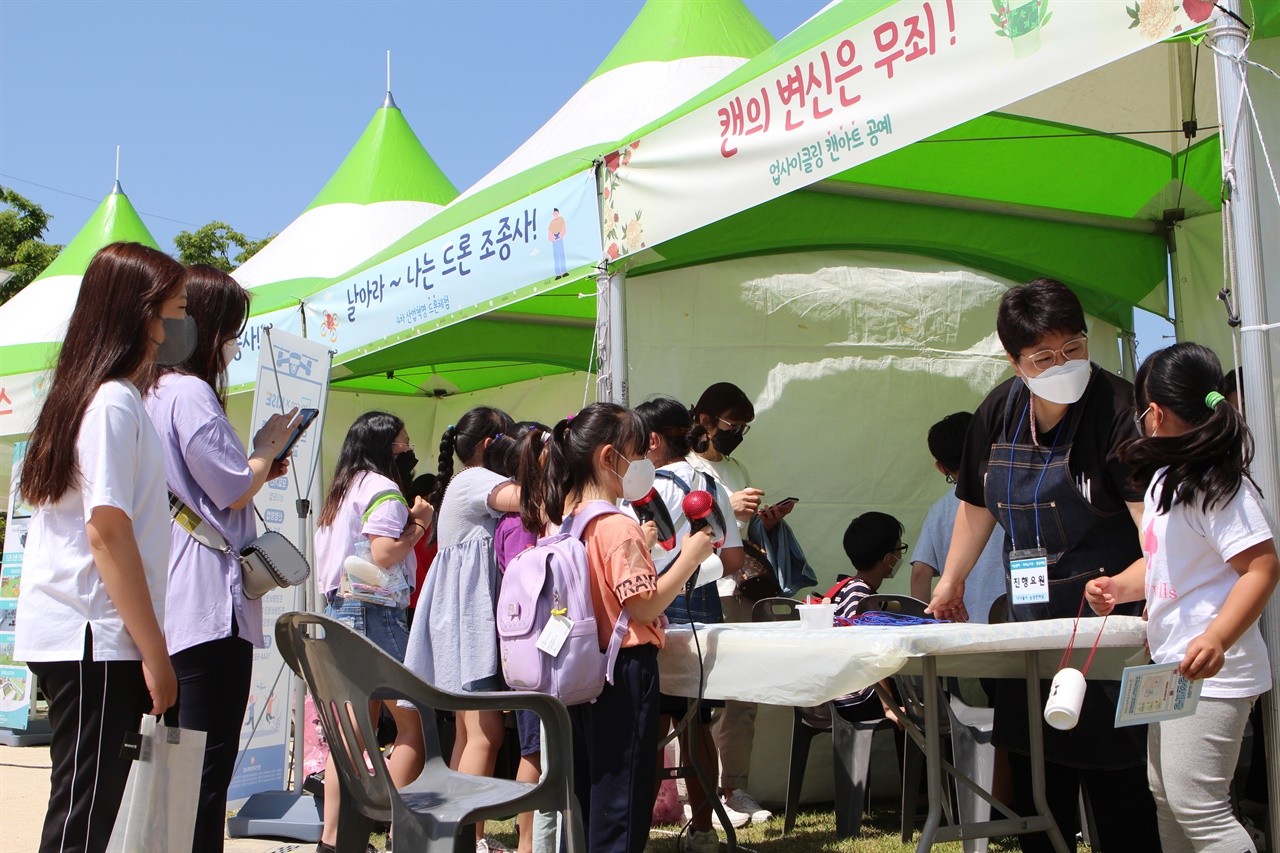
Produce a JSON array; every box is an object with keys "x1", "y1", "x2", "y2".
[
  {"x1": 0, "y1": 187, "x2": 62, "y2": 304},
  {"x1": 174, "y1": 221, "x2": 274, "y2": 272}
]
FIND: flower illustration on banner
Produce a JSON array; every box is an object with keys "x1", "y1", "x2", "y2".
[
  {"x1": 600, "y1": 140, "x2": 644, "y2": 260},
  {"x1": 1126, "y1": 0, "x2": 1181, "y2": 38},
  {"x1": 993, "y1": 0, "x2": 1050, "y2": 58},
  {"x1": 319, "y1": 310, "x2": 340, "y2": 343}
]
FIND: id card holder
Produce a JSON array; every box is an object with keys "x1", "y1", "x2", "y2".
[
  {"x1": 1009, "y1": 548, "x2": 1050, "y2": 605},
  {"x1": 536, "y1": 613, "x2": 574, "y2": 657}
]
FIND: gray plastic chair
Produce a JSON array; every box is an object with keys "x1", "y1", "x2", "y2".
[
  {"x1": 751, "y1": 596, "x2": 893, "y2": 839},
  {"x1": 275, "y1": 612, "x2": 582, "y2": 853}
]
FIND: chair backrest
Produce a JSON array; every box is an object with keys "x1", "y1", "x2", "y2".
[
  {"x1": 854, "y1": 593, "x2": 929, "y2": 618},
  {"x1": 988, "y1": 593, "x2": 1009, "y2": 625},
  {"x1": 752, "y1": 597, "x2": 801, "y2": 622}
]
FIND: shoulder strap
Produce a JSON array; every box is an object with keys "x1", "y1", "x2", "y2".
[
  {"x1": 169, "y1": 492, "x2": 234, "y2": 555},
  {"x1": 566, "y1": 501, "x2": 623, "y2": 540},
  {"x1": 363, "y1": 490, "x2": 408, "y2": 524},
  {"x1": 654, "y1": 469, "x2": 692, "y2": 494}
]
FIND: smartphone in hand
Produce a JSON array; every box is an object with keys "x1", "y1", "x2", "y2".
[{"x1": 275, "y1": 408, "x2": 320, "y2": 460}]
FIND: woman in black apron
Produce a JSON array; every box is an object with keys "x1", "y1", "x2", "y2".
[{"x1": 928, "y1": 279, "x2": 1159, "y2": 851}]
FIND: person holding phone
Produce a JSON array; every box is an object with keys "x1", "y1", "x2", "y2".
[
  {"x1": 16, "y1": 242, "x2": 185, "y2": 853},
  {"x1": 144, "y1": 265, "x2": 301, "y2": 853}
]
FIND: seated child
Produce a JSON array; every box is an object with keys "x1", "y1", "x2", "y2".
[{"x1": 828, "y1": 512, "x2": 909, "y2": 725}]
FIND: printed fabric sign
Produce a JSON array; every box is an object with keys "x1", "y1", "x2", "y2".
[
  {"x1": 604, "y1": 0, "x2": 1206, "y2": 257},
  {"x1": 0, "y1": 442, "x2": 35, "y2": 730},
  {"x1": 226, "y1": 168, "x2": 600, "y2": 392},
  {"x1": 228, "y1": 329, "x2": 332, "y2": 804}
]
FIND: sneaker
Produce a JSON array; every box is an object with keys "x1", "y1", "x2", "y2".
[
  {"x1": 684, "y1": 801, "x2": 749, "y2": 830},
  {"x1": 477, "y1": 836, "x2": 511, "y2": 853},
  {"x1": 723, "y1": 790, "x2": 772, "y2": 824},
  {"x1": 681, "y1": 829, "x2": 721, "y2": 853}
]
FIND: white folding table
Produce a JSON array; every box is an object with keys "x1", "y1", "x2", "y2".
[{"x1": 657, "y1": 616, "x2": 1147, "y2": 852}]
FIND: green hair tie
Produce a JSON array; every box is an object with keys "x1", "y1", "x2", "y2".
[{"x1": 1205, "y1": 391, "x2": 1226, "y2": 410}]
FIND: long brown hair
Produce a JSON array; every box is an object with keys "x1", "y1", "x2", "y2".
[
  {"x1": 161, "y1": 265, "x2": 249, "y2": 407},
  {"x1": 22, "y1": 242, "x2": 184, "y2": 505}
]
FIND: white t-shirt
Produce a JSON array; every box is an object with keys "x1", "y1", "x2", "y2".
[
  {"x1": 647, "y1": 461, "x2": 742, "y2": 574},
  {"x1": 686, "y1": 452, "x2": 751, "y2": 596},
  {"x1": 912, "y1": 488, "x2": 1006, "y2": 623},
  {"x1": 1143, "y1": 468, "x2": 1275, "y2": 698},
  {"x1": 314, "y1": 471, "x2": 414, "y2": 597},
  {"x1": 17, "y1": 380, "x2": 170, "y2": 662}
]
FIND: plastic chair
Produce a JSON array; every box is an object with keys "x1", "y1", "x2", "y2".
[
  {"x1": 751, "y1": 596, "x2": 893, "y2": 839},
  {"x1": 947, "y1": 695, "x2": 996, "y2": 853},
  {"x1": 855, "y1": 593, "x2": 930, "y2": 618},
  {"x1": 275, "y1": 612, "x2": 582, "y2": 853}
]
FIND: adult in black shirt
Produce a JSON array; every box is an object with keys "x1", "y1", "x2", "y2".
[{"x1": 927, "y1": 278, "x2": 1159, "y2": 852}]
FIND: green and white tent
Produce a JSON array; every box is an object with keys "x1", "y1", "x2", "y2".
[
  {"x1": 232, "y1": 91, "x2": 459, "y2": 318},
  {"x1": 0, "y1": 181, "x2": 161, "y2": 437},
  {"x1": 232, "y1": 0, "x2": 777, "y2": 402}
]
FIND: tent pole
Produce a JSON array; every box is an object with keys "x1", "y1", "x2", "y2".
[
  {"x1": 1210, "y1": 4, "x2": 1280, "y2": 841},
  {"x1": 607, "y1": 269, "x2": 628, "y2": 406}
]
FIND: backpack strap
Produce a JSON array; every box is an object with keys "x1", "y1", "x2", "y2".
[
  {"x1": 654, "y1": 469, "x2": 692, "y2": 495},
  {"x1": 565, "y1": 501, "x2": 633, "y2": 688}
]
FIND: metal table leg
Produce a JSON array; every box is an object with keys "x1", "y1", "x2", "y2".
[
  {"x1": 1025, "y1": 652, "x2": 1070, "y2": 853},
  {"x1": 914, "y1": 657, "x2": 945, "y2": 853}
]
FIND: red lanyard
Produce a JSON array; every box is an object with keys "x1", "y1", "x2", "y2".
[{"x1": 1059, "y1": 590, "x2": 1108, "y2": 675}]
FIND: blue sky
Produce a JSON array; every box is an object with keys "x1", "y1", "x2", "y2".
[
  {"x1": 0, "y1": 0, "x2": 1172, "y2": 355},
  {"x1": 0, "y1": 0, "x2": 812, "y2": 249}
]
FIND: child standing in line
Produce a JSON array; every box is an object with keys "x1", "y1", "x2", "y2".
[
  {"x1": 403, "y1": 406, "x2": 518, "y2": 853},
  {"x1": 1086, "y1": 342, "x2": 1278, "y2": 853},
  {"x1": 518, "y1": 403, "x2": 713, "y2": 853},
  {"x1": 487, "y1": 422, "x2": 550, "y2": 853}
]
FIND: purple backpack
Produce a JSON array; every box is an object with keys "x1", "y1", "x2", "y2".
[{"x1": 496, "y1": 503, "x2": 630, "y2": 705}]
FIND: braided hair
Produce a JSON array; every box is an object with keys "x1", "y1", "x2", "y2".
[{"x1": 430, "y1": 406, "x2": 514, "y2": 510}]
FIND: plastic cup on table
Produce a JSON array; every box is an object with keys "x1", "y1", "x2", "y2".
[{"x1": 797, "y1": 602, "x2": 837, "y2": 629}]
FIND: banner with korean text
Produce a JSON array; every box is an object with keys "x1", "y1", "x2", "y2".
[
  {"x1": 228, "y1": 328, "x2": 332, "y2": 804},
  {"x1": 226, "y1": 168, "x2": 599, "y2": 390},
  {"x1": 0, "y1": 442, "x2": 35, "y2": 731},
  {"x1": 604, "y1": 0, "x2": 1206, "y2": 258}
]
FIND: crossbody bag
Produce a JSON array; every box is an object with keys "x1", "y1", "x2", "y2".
[{"x1": 169, "y1": 494, "x2": 311, "y2": 600}]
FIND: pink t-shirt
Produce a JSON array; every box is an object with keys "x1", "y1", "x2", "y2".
[{"x1": 315, "y1": 471, "x2": 414, "y2": 597}]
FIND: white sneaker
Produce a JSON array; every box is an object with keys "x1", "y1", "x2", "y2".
[
  {"x1": 684, "y1": 800, "x2": 750, "y2": 829},
  {"x1": 723, "y1": 790, "x2": 772, "y2": 824},
  {"x1": 681, "y1": 828, "x2": 721, "y2": 853}
]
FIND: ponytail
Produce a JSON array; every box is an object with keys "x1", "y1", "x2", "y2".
[
  {"x1": 430, "y1": 406, "x2": 515, "y2": 511},
  {"x1": 1120, "y1": 342, "x2": 1257, "y2": 514},
  {"x1": 525, "y1": 403, "x2": 648, "y2": 526},
  {"x1": 515, "y1": 426, "x2": 553, "y2": 535}
]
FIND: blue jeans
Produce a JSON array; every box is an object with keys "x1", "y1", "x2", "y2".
[{"x1": 325, "y1": 595, "x2": 410, "y2": 662}]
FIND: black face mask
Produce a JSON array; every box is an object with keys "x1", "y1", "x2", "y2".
[
  {"x1": 395, "y1": 449, "x2": 418, "y2": 483},
  {"x1": 712, "y1": 429, "x2": 744, "y2": 456}
]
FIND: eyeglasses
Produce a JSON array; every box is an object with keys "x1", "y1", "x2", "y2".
[
  {"x1": 1020, "y1": 336, "x2": 1089, "y2": 373},
  {"x1": 893, "y1": 543, "x2": 909, "y2": 555},
  {"x1": 715, "y1": 415, "x2": 751, "y2": 436},
  {"x1": 392, "y1": 441, "x2": 415, "y2": 451}
]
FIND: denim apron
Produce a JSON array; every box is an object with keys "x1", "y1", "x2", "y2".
[{"x1": 985, "y1": 370, "x2": 1146, "y2": 768}]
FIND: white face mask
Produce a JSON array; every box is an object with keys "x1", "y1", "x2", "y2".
[
  {"x1": 886, "y1": 552, "x2": 902, "y2": 579},
  {"x1": 1022, "y1": 358, "x2": 1091, "y2": 405},
  {"x1": 221, "y1": 338, "x2": 242, "y2": 370},
  {"x1": 612, "y1": 450, "x2": 656, "y2": 502}
]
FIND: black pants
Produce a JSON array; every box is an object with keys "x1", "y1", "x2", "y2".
[
  {"x1": 29, "y1": 630, "x2": 149, "y2": 853},
  {"x1": 569, "y1": 645, "x2": 660, "y2": 853},
  {"x1": 163, "y1": 630, "x2": 254, "y2": 853},
  {"x1": 1007, "y1": 752, "x2": 1160, "y2": 852}
]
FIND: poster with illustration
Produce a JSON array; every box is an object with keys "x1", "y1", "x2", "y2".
[{"x1": 0, "y1": 441, "x2": 35, "y2": 730}]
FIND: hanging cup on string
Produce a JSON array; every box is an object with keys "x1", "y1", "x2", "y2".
[{"x1": 1044, "y1": 667, "x2": 1087, "y2": 730}]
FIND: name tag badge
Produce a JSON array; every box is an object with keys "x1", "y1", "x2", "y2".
[
  {"x1": 1009, "y1": 548, "x2": 1050, "y2": 605},
  {"x1": 536, "y1": 613, "x2": 574, "y2": 657}
]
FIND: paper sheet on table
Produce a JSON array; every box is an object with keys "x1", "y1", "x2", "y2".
[{"x1": 1114, "y1": 662, "x2": 1202, "y2": 727}]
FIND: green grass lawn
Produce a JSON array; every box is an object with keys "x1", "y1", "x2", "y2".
[{"x1": 466, "y1": 806, "x2": 1085, "y2": 852}]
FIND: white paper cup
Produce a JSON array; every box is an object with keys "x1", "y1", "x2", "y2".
[
  {"x1": 1044, "y1": 667, "x2": 1087, "y2": 730},
  {"x1": 797, "y1": 603, "x2": 836, "y2": 629}
]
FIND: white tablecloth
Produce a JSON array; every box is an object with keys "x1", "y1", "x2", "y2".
[{"x1": 658, "y1": 616, "x2": 1149, "y2": 707}]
